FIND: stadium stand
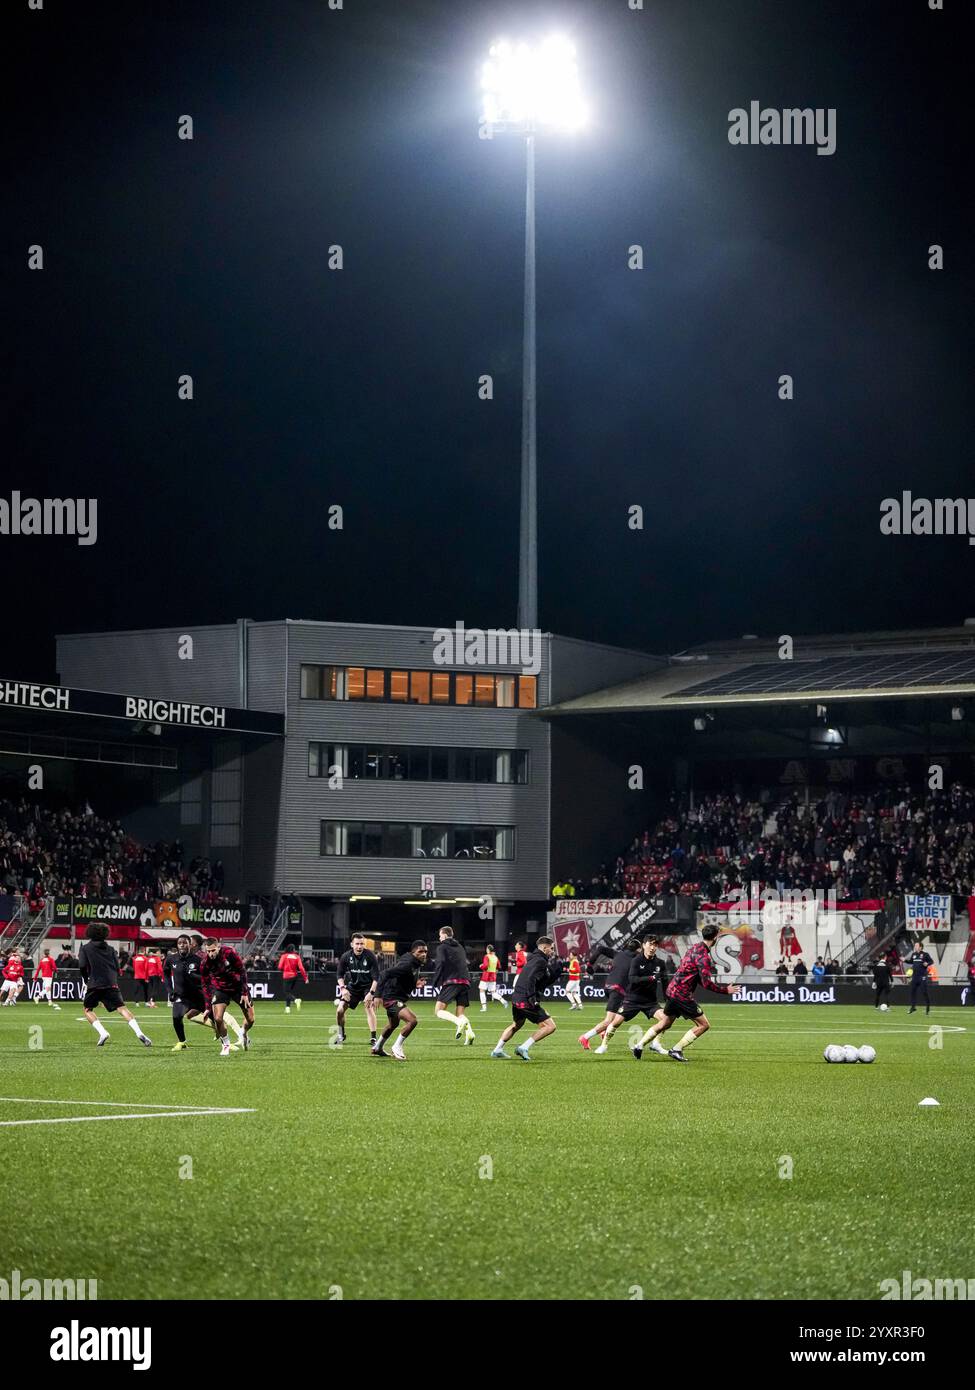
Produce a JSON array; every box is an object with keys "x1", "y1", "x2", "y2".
[
  {"x1": 0, "y1": 797, "x2": 227, "y2": 905},
  {"x1": 592, "y1": 784, "x2": 975, "y2": 902}
]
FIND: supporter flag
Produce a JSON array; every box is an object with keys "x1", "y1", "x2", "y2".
[{"x1": 552, "y1": 918, "x2": 592, "y2": 959}]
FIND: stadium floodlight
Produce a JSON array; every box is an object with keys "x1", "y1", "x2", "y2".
[
  {"x1": 480, "y1": 35, "x2": 590, "y2": 630},
  {"x1": 480, "y1": 36, "x2": 589, "y2": 134}
]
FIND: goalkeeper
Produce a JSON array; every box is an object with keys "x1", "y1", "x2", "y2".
[{"x1": 335, "y1": 933, "x2": 380, "y2": 1045}]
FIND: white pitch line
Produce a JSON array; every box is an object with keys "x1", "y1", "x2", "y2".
[
  {"x1": 0, "y1": 1108, "x2": 254, "y2": 1128},
  {"x1": 0, "y1": 1096, "x2": 248, "y2": 1110}
]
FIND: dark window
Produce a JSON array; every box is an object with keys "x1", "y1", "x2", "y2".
[
  {"x1": 473, "y1": 750, "x2": 494, "y2": 782},
  {"x1": 386, "y1": 749, "x2": 408, "y2": 780},
  {"x1": 454, "y1": 750, "x2": 473, "y2": 781},
  {"x1": 363, "y1": 823, "x2": 383, "y2": 856},
  {"x1": 453, "y1": 826, "x2": 474, "y2": 857},
  {"x1": 430, "y1": 749, "x2": 449, "y2": 781},
  {"x1": 407, "y1": 748, "x2": 429, "y2": 780},
  {"x1": 384, "y1": 823, "x2": 411, "y2": 857}
]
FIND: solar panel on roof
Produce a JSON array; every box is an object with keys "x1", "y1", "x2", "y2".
[{"x1": 667, "y1": 650, "x2": 975, "y2": 699}]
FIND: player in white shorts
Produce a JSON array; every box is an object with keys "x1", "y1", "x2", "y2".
[
  {"x1": 33, "y1": 947, "x2": 61, "y2": 1009},
  {"x1": 1, "y1": 949, "x2": 26, "y2": 1004},
  {"x1": 565, "y1": 950, "x2": 583, "y2": 1009}
]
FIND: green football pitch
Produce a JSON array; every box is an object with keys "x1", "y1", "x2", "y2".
[{"x1": 1, "y1": 1000, "x2": 971, "y2": 1301}]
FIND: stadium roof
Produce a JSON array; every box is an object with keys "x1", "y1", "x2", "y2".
[{"x1": 544, "y1": 624, "x2": 975, "y2": 715}]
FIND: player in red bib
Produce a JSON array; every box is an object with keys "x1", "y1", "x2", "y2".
[
  {"x1": 132, "y1": 949, "x2": 150, "y2": 1006},
  {"x1": 511, "y1": 941, "x2": 528, "y2": 990},
  {"x1": 33, "y1": 948, "x2": 61, "y2": 1010},
  {"x1": 1, "y1": 949, "x2": 25, "y2": 1006},
  {"x1": 277, "y1": 945, "x2": 308, "y2": 1013},
  {"x1": 145, "y1": 949, "x2": 164, "y2": 1007},
  {"x1": 565, "y1": 951, "x2": 583, "y2": 1010}
]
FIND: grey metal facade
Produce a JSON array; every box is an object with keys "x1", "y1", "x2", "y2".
[{"x1": 55, "y1": 620, "x2": 659, "y2": 904}]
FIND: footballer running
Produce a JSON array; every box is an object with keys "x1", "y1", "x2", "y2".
[
  {"x1": 372, "y1": 940, "x2": 428, "y2": 1061},
  {"x1": 632, "y1": 924, "x2": 739, "y2": 1061}
]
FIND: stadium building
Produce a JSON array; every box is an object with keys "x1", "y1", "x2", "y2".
[{"x1": 50, "y1": 619, "x2": 661, "y2": 948}]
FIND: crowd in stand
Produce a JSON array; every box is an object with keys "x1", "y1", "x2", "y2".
[
  {"x1": 564, "y1": 784, "x2": 975, "y2": 902},
  {"x1": 0, "y1": 797, "x2": 227, "y2": 907}
]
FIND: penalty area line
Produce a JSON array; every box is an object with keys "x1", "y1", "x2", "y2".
[{"x1": 0, "y1": 1107, "x2": 255, "y2": 1128}]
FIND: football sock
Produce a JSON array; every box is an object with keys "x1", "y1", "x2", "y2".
[
  {"x1": 675, "y1": 1029, "x2": 699, "y2": 1050},
  {"x1": 127, "y1": 1018, "x2": 148, "y2": 1040},
  {"x1": 583, "y1": 1027, "x2": 600, "y2": 1040},
  {"x1": 173, "y1": 1017, "x2": 186, "y2": 1043},
  {"x1": 438, "y1": 1009, "x2": 459, "y2": 1024},
  {"x1": 522, "y1": 1037, "x2": 536, "y2": 1050},
  {"x1": 90, "y1": 1019, "x2": 109, "y2": 1039}
]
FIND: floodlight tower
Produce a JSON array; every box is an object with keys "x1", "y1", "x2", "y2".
[{"x1": 480, "y1": 37, "x2": 589, "y2": 632}]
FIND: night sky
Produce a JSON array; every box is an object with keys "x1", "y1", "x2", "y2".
[{"x1": 7, "y1": 0, "x2": 970, "y2": 682}]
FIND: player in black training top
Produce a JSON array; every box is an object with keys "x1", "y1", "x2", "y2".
[
  {"x1": 578, "y1": 939, "x2": 639, "y2": 1051},
  {"x1": 78, "y1": 923, "x2": 152, "y2": 1049},
  {"x1": 335, "y1": 932, "x2": 380, "y2": 1045},
  {"x1": 431, "y1": 925, "x2": 475, "y2": 1045},
  {"x1": 871, "y1": 954, "x2": 893, "y2": 1010},
  {"x1": 906, "y1": 941, "x2": 934, "y2": 1014},
  {"x1": 595, "y1": 937, "x2": 668, "y2": 1056},
  {"x1": 490, "y1": 936, "x2": 565, "y2": 1061},
  {"x1": 167, "y1": 933, "x2": 213, "y2": 1051},
  {"x1": 372, "y1": 941, "x2": 429, "y2": 1061}
]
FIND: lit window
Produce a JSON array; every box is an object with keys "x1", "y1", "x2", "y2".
[
  {"x1": 431, "y1": 673, "x2": 451, "y2": 704},
  {"x1": 346, "y1": 668, "x2": 366, "y2": 700},
  {"x1": 474, "y1": 675, "x2": 495, "y2": 706},
  {"x1": 366, "y1": 669, "x2": 385, "y2": 700},
  {"x1": 518, "y1": 676, "x2": 537, "y2": 708},
  {"x1": 496, "y1": 676, "x2": 516, "y2": 707},
  {"x1": 410, "y1": 671, "x2": 430, "y2": 704},
  {"x1": 455, "y1": 674, "x2": 473, "y2": 705},
  {"x1": 389, "y1": 671, "x2": 409, "y2": 702}
]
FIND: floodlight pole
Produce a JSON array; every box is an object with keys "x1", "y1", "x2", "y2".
[{"x1": 518, "y1": 130, "x2": 538, "y2": 632}]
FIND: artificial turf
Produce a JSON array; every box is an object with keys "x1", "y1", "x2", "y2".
[{"x1": 1, "y1": 999, "x2": 971, "y2": 1301}]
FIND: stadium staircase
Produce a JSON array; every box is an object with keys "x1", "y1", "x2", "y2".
[
  {"x1": 240, "y1": 906, "x2": 290, "y2": 961},
  {"x1": 6, "y1": 899, "x2": 54, "y2": 957}
]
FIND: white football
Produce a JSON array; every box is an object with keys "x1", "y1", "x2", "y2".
[
  {"x1": 824, "y1": 1044, "x2": 844, "y2": 1063},
  {"x1": 857, "y1": 1045, "x2": 877, "y2": 1064},
  {"x1": 879, "y1": 1003, "x2": 889, "y2": 1012},
  {"x1": 842, "y1": 1044, "x2": 859, "y2": 1063}
]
